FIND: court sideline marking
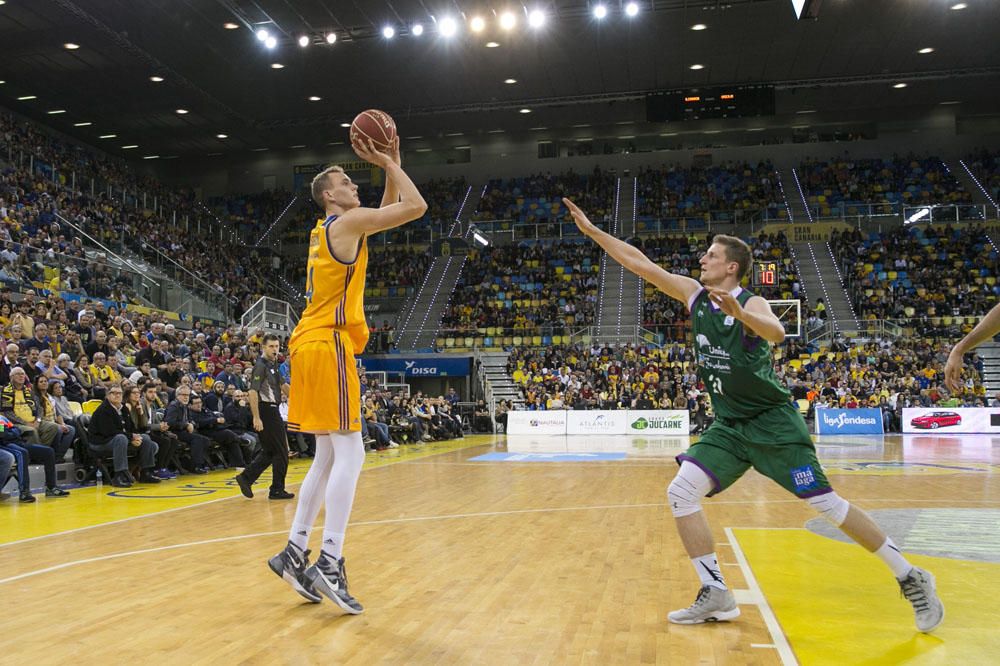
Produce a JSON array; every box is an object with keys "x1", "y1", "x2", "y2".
[{"x1": 726, "y1": 526, "x2": 798, "y2": 665}]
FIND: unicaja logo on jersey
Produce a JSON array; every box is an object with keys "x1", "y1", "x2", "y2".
[{"x1": 696, "y1": 334, "x2": 711, "y2": 348}]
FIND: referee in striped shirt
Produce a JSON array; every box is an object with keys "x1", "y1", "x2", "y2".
[{"x1": 235, "y1": 334, "x2": 293, "y2": 500}]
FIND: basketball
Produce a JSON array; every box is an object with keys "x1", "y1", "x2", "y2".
[{"x1": 350, "y1": 109, "x2": 396, "y2": 151}]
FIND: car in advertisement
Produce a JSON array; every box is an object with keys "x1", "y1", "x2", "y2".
[{"x1": 909, "y1": 411, "x2": 962, "y2": 430}]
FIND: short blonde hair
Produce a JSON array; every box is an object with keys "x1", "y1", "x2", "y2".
[{"x1": 311, "y1": 166, "x2": 345, "y2": 207}]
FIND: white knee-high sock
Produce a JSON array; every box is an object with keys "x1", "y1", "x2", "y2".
[
  {"x1": 320, "y1": 431, "x2": 365, "y2": 560},
  {"x1": 288, "y1": 434, "x2": 335, "y2": 551}
]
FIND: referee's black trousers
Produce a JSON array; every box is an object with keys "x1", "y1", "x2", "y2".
[{"x1": 242, "y1": 403, "x2": 288, "y2": 492}]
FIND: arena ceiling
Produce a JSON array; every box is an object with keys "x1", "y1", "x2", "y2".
[{"x1": 1, "y1": 0, "x2": 998, "y2": 160}]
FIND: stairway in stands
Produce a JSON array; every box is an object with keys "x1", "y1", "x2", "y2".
[
  {"x1": 977, "y1": 342, "x2": 1000, "y2": 394},
  {"x1": 594, "y1": 177, "x2": 644, "y2": 343},
  {"x1": 394, "y1": 184, "x2": 482, "y2": 350},
  {"x1": 478, "y1": 351, "x2": 524, "y2": 416},
  {"x1": 791, "y1": 241, "x2": 859, "y2": 335}
]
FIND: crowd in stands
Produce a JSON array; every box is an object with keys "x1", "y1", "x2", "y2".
[
  {"x1": 966, "y1": 149, "x2": 1000, "y2": 205},
  {"x1": 359, "y1": 378, "x2": 480, "y2": 449},
  {"x1": 830, "y1": 224, "x2": 998, "y2": 336},
  {"x1": 473, "y1": 168, "x2": 617, "y2": 229},
  {"x1": 439, "y1": 240, "x2": 601, "y2": 336},
  {"x1": 635, "y1": 160, "x2": 783, "y2": 224},
  {"x1": 798, "y1": 154, "x2": 972, "y2": 217},
  {"x1": 505, "y1": 333, "x2": 989, "y2": 434}
]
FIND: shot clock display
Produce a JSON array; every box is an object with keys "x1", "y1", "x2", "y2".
[{"x1": 753, "y1": 260, "x2": 779, "y2": 288}]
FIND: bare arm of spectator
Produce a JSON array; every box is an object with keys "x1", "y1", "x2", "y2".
[
  {"x1": 563, "y1": 197, "x2": 700, "y2": 307},
  {"x1": 946, "y1": 301, "x2": 1000, "y2": 392}
]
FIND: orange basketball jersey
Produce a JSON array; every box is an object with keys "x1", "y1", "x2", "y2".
[{"x1": 288, "y1": 215, "x2": 370, "y2": 354}]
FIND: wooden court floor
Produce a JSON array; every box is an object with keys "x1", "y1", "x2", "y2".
[{"x1": 2, "y1": 433, "x2": 999, "y2": 665}]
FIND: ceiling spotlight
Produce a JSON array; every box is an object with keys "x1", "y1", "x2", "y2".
[
  {"x1": 689, "y1": 63, "x2": 705, "y2": 70},
  {"x1": 893, "y1": 82, "x2": 908, "y2": 88},
  {"x1": 382, "y1": 25, "x2": 395, "y2": 39},
  {"x1": 99, "y1": 134, "x2": 117, "y2": 139},
  {"x1": 224, "y1": 22, "x2": 239, "y2": 30},
  {"x1": 216, "y1": 134, "x2": 228, "y2": 139},
  {"x1": 121, "y1": 145, "x2": 138, "y2": 149},
  {"x1": 308, "y1": 95, "x2": 321, "y2": 101},
  {"x1": 298, "y1": 35, "x2": 310, "y2": 47},
  {"x1": 528, "y1": 9, "x2": 546, "y2": 28},
  {"x1": 265, "y1": 36, "x2": 277, "y2": 49},
  {"x1": 504, "y1": 78, "x2": 517, "y2": 84},
  {"x1": 256, "y1": 28, "x2": 270, "y2": 42},
  {"x1": 325, "y1": 32, "x2": 337, "y2": 44},
  {"x1": 271, "y1": 63, "x2": 284, "y2": 69},
  {"x1": 439, "y1": 16, "x2": 458, "y2": 37},
  {"x1": 470, "y1": 16, "x2": 486, "y2": 32},
  {"x1": 486, "y1": 41, "x2": 500, "y2": 48},
  {"x1": 149, "y1": 75, "x2": 164, "y2": 82},
  {"x1": 47, "y1": 109, "x2": 66, "y2": 114},
  {"x1": 593, "y1": 4, "x2": 608, "y2": 19},
  {"x1": 950, "y1": 2, "x2": 967, "y2": 9},
  {"x1": 176, "y1": 109, "x2": 188, "y2": 114},
  {"x1": 918, "y1": 47, "x2": 934, "y2": 54},
  {"x1": 143, "y1": 155, "x2": 160, "y2": 160},
  {"x1": 519, "y1": 108, "x2": 532, "y2": 114},
  {"x1": 625, "y1": 2, "x2": 639, "y2": 17},
  {"x1": 499, "y1": 11, "x2": 517, "y2": 30},
  {"x1": 73, "y1": 122, "x2": 92, "y2": 127},
  {"x1": 17, "y1": 95, "x2": 37, "y2": 101},
  {"x1": 340, "y1": 122, "x2": 351, "y2": 128},
  {"x1": 412, "y1": 23, "x2": 424, "y2": 36},
  {"x1": 63, "y1": 43, "x2": 80, "y2": 50},
  {"x1": 691, "y1": 23, "x2": 707, "y2": 30}
]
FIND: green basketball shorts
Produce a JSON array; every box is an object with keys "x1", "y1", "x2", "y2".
[{"x1": 676, "y1": 402, "x2": 832, "y2": 498}]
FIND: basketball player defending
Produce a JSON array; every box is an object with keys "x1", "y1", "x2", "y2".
[
  {"x1": 563, "y1": 198, "x2": 943, "y2": 632},
  {"x1": 268, "y1": 137, "x2": 427, "y2": 613},
  {"x1": 945, "y1": 300, "x2": 1000, "y2": 393}
]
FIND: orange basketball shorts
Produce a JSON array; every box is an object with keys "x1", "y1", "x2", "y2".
[{"x1": 287, "y1": 330, "x2": 361, "y2": 433}]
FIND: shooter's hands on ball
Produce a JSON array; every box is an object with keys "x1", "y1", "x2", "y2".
[
  {"x1": 563, "y1": 198, "x2": 599, "y2": 236},
  {"x1": 707, "y1": 287, "x2": 744, "y2": 320},
  {"x1": 351, "y1": 136, "x2": 393, "y2": 168},
  {"x1": 386, "y1": 136, "x2": 401, "y2": 166}
]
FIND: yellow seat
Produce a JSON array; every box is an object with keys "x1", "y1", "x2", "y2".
[
  {"x1": 67, "y1": 401, "x2": 83, "y2": 417},
  {"x1": 796, "y1": 399, "x2": 810, "y2": 415},
  {"x1": 82, "y1": 400, "x2": 102, "y2": 415}
]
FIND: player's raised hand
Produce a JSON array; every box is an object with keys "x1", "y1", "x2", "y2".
[
  {"x1": 352, "y1": 137, "x2": 392, "y2": 168},
  {"x1": 706, "y1": 287, "x2": 743, "y2": 319},
  {"x1": 563, "y1": 198, "x2": 599, "y2": 237},
  {"x1": 943, "y1": 347, "x2": 965, "y2": 393}
]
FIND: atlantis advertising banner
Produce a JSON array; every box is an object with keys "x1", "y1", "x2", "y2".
[
  {"x1": 815, "y1": 408, "x2": 884, "y2": 435},
  {"x1": 566, "y1": 411, "x2": 629, "y2": 435},
  {"x1": 507, "y1": 410, "x2": 568, "y2": 435},
  {"x1": 902, "y1": 408, "x2": 1000, "y2": 434}
]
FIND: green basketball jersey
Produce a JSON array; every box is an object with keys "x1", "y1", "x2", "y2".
[{"x1": 689, "y1": 287, "x2": 791, "y2": 420}]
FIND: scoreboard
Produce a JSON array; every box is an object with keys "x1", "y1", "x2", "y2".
[
  {"x1": 645, "y1": 85, "x2": 776, "y2": 122},
  {"x1": 753, "y1": 260, "x2": 779, "y2": 288}
]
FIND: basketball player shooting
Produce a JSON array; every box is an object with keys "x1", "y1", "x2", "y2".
[
  {"x1": 268, "y1": 134, "x2": 427, "y2": 614},
  {"x1": 562, "y1": 197, "x2": 944, "y2": 632}
]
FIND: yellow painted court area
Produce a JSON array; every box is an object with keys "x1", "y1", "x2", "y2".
[
  {"x1": 734, "y1": 528, "x2": 1000, "y2": 665},
  {"x1": 1, "y1": 436, "x2": 489, "y2": 545}
]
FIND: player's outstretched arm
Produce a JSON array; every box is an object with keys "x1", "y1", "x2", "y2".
[
  {"x1": 945, "y1": 301, "x2": 1000, "y2": 392},
  {"x1": 379, "y1": 137, "x2": 401, "y2": 209},
  {"x1": 343, "y1": 138, "x2": 427, "y2": 234},
  {"x1": 707, "y1": 288, "x2": 786, "y2": 344},
  {"x1": 563, "y1": 197, "x2": 700, "y2": 307}
]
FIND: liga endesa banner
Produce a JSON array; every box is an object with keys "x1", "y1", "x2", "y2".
[
  {"x1": 507, "y1": 410, "x2": 568, "y2": 435},
  {"x1": 508, "y1": 410, "x2": 689, "y2": 436},
  {"x1": 815, "y1": 408, "x2": 884, "y2": 435},
  {"x1": 902, "y1": 407, "x2": 1000, "y2": 434}
]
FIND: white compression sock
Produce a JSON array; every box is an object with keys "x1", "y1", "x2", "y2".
[
  {"x1": 692, "y1": 553, "x2": 726, "y2": 591},
  {"x1": 287, "y1": 434, "x2": 335, "y2": 551},
  {"x1": 875, "y1": 537, "x2": 913, "y2": 580},
  {"x1": 320, "y1": 431, "x2": 365, "y2": 560}
]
